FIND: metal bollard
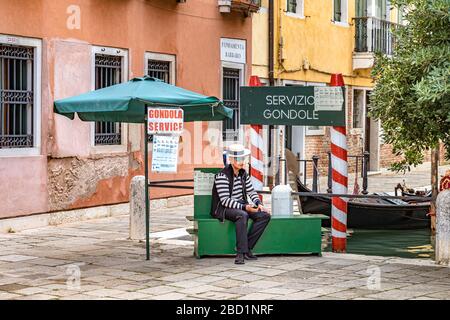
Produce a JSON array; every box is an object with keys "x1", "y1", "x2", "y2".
[
  {"x1": 312, "y1": 155, "x2": 319, "y2": 192},
  {"x1": 436, "y1": 189, "x2": 450, "y2": 265},
  {"x1": 327, "y1": 151, "x2": 332, "y2": 193},
  {"x1": 129, "y1": 175, "x2": 146, "y2": 240},
  {"x1": 362, "y1": 151, "x2": 369, "y2": 195}
]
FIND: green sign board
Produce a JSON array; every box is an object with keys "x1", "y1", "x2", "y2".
[{"x1": 239, "y1": 86, "x2": 346, "y2": 126}]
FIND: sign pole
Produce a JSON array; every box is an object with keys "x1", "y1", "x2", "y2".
[
  {"x1": 329, "y1": 74, "x2": 348, "y2": 253},
  {"x1": 144, "y1": 104, "x2": 150, "y2": 260},
  {"x1": 249, "y1": 76, "x2": 264, "y2": 200}
]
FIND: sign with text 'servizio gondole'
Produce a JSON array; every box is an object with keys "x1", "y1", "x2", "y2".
[{"x1": 239, "y1": 86, "x2": 345, "y2": 126}]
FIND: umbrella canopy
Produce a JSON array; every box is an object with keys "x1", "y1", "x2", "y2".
[{"x1": 54, "y1": 76, "x2": 233, "y2": 123}]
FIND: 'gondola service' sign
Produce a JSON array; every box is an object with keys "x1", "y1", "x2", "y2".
[
  {"x1": 239, "y1": 86, "x2": 345, "y2": 126},
  {"x1": 147, "y1": 107, "x2": 184, "y2": 135}
]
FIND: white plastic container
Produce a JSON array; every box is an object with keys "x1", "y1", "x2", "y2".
[{"x1": 271, "y1": 184, "x2": 293, "y2": 216}]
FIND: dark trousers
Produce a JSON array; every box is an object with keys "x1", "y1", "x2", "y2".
[{"x1": 224, "y1": 208, "x2": 271, "y2": 254}]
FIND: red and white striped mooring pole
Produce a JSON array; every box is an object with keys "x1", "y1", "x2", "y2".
[
  {"x1": 330, "y1": 73, "x2": 348, "y2": 252},
  {"x1": 249, "y1": 76, "x2": 264, "y2": 201}
]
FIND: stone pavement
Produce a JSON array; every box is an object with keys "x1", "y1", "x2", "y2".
[{"x1": 0, "y1": 209, "x2": 449, "y2": 300}]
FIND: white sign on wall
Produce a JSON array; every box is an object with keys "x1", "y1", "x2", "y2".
[
  {"x1": 220, "y1": 38, "x2": 246, "y2": 64},
  {"x1": 151, "y1": 135, "x2": 179, "y2": 173}
]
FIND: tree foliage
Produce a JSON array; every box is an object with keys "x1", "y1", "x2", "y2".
[{"x1": 370, "y1": 0, "x2": 450, "y2": 172}]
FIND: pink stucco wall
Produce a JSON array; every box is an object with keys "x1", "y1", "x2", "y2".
[{"x1": 0, "y1": 0, "x2": 252, "y2": 218}]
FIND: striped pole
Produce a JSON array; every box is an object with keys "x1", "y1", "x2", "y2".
[
  {"x1": 330, "y1": 74, "x2": 348, "y2": 253},
  {"x1": 249, "y1": 76, "x2": 264, "y2": 201}
]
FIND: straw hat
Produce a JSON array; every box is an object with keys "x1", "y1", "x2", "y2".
[{"x1": 226, "y1": 143, "x2": 251, "y2": 158}]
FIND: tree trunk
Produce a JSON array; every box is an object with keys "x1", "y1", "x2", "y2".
[{"x1": 431, "y1": 148, "x2": 439, "y2": 235}]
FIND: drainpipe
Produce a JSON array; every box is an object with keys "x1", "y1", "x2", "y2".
[{"x1": 268, "y1": 0, "x2": 274, "y2": 86}]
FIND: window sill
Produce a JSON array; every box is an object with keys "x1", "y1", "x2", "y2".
[
  {"x1": 305, "y1": 131, "x2": 325, "y2": 136},
  {"x1": 0, "y1": 147, "x2": 41, "y2": 158},
  {"x1": 332, "y1": 21, "x2": 350, "y2": 28},
  {"x1": 285, "y1": 12, "x2": 305, "y2": 20},
  {"x1": 350, "y1": 128, "x2": 363, "y2": 135},
  {"x1": 90, "y1": 144, "x2": 128, "y2": 157}
]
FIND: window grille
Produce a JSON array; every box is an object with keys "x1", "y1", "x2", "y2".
[
  {"x1": 94, "y1": 54, "x2": 122, "y2": 145},
  {"x1": 287, "y1": 0, "x2": 297, "y2": 13},
  {"x1": 147, "y1": 59, "x2": 172, "y2": 142},
  {"x1": 222, "y1": 68, "x2": 240, "y2": 141},
  {"x1": 334, "y1": 0, "x2": 342, "y2": 22},
  {"x1": 147, "y1": 60, "x2": 170, "y2": 84},
  {"x1": 0, "y1": 44, "x2": 34, "y2": 149}
]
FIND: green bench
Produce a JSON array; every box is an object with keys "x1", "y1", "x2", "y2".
[{"x1": 190, "y1": 168, "x2": 328, "y2": 258}]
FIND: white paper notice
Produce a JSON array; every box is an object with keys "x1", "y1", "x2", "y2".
[
  {"x1": 314, "y1": 87, "x2": 344, "y2": 111},
  {"x1": 151, "y1": 135, "x2": 179, "y2": 173},
  {"x1": 194, "y1": 170, "x2": 216, "y2": 196}
]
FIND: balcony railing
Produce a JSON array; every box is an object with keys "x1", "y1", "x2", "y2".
[
  {"x1": 354, "y1": 17, "x2": 399, "y2": 56},
  {"x1": 218, "y1": 0, "x2": 261, "y2": 14}
]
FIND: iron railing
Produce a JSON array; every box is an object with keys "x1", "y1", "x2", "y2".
[
  {"x1": 0, "y1": 44, "x2": 34, "y2": 149},
  {"x1": 94, "y1": 54, "x2": 122, "y2": 145},
  {"x1": 222, "y1": 67, "x2": 240, "y2": 141},
  {"x1": 147, "y1": 59, "x2": 172, "y2": 142},
  {"x1": 354, "y1": 16, "x2": 399, "y2": 55}
]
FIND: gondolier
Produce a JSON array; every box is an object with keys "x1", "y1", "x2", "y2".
[{"x1": 211, "y1": 144, "x2": 271, "y2": 264}]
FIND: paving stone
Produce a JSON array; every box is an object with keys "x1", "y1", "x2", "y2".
[
  {"x1": 0, "y1": 255, "x2": 38, "y2": 262},
  {"x1": 305, "y1": 286, "x2": 348, "y2": 295},
  {"x1": 84, "y1": 288, "x2": 127, "y2": 297},
  {"x1": 210, "y1": 279, "x2": 243, "y2": 289},
  {"x1": 237, "y1": 292, "x2": 280, "y2": 300},
  {"x1": 0, "y1": 292, "x2": 22, "y2": 299},
  {"x1": 137, "y1": 285, "x2": 178, "y2": 295},
  {"x1": 232, "y1": 273, "x2": 265, "y2": 282},
  {"x1": 18, "y1": 294, "x2": 58, "y2": 300},
  {"x1": 14, "y1": 287, "x2": 52, "y2": 295},
  {"x1": 179, "y1": 285, "x2": 225, "y2": 295},
  {"x1": 151, "y1": 292, "x2": 187, "y2": 300},
  {"x1": 253, "y1": 268, "x2": 287, "y2": 277},
  {"x1": 1, "y1": 198, "x2": 448, "y2": 301},
  {"x1": 364, "y1": 289, "x2": 424, "y2": 300},
  {"x1": 276, "y1": 291, "x2": 323, "y2": 300},
  {"x1": 244, "y1": 280, "x2": 282, "y2": 290}
]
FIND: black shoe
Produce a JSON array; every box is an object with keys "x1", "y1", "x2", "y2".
[
  {"x1": 235, "y1": 253, "x2": 245, "y2": 265},
  {"x1": 244, "y1": 251, "x2": 258, "y2": 260}
]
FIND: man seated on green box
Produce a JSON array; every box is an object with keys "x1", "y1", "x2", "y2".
[{"x1": 210, "y1": 144, "x2": 271, "y2": 265}]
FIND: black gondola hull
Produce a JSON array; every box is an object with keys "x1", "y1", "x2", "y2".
[{"x1": 297, "y1": 180, "x2": 431, "y2": 230}]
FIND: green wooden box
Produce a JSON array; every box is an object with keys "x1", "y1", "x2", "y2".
[{"x1": 192, "y1": 168, "x2": 328, "y2": 258}]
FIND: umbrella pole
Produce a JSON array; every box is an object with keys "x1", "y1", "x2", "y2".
[{"x1": 144, "y1": 105, "x2": 150, "y2": 260}]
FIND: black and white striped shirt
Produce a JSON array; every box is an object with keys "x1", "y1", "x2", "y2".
[{"x1": 215, "y1": 173, "x2": 261, "y2": 210}]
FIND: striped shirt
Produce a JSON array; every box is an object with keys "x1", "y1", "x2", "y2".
[{"x1": 215, "y1": 172, "x2": 262, "y2": 210}]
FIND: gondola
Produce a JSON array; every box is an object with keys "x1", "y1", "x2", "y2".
[{"x1": 296, "y1": 177, "x2": 431, "y2": 230}]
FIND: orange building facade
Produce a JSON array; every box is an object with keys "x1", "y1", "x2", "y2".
[{"x1": 0, "y1": 0, "x2": 254, "y2": 219}]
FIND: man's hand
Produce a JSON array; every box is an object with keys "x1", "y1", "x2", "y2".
[
  {"x1": 245, "y1": 204, "x2": 259, "y2": 214},
  {"x1": 257, "y1": 204, "x2": 270, "y2": 214}
]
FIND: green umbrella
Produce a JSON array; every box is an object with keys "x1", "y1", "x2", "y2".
[
  {"x1": 54, "y1": 76, "x2": 233, "y2": 123},
  {"x1": 53, "y1": 75, "x2": 233, "y2": 261}
]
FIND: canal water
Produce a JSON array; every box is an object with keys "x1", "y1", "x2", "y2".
[{"x1": 323, "y1": 228, "x2": 434, "y2": 259}]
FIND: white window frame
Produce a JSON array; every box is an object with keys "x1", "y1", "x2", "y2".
[
  {"x1": 0, "y1": 34, "x2": 42, "y2": 157},
  {"x1": 351, "y1": 87, "x2": 367, "y2": 132},
  {"x1": 351, "y1": 87, "x2": 373, "y2": 135},
  {"x1": 285, "y1": 0, "x2": 305, "y2": 19},
  {"x1": 221, "y1": 61, "x2": 245, "y2": 146},
  {"x1": 90, "y1": 46, "x2": 129, "y2": 155},
  {"x1": 332, "y1": 0, "x2": 349, "y2": 27},
  {"x1": 144, "y1": 52, "x2": 176, "y2": 85}
]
